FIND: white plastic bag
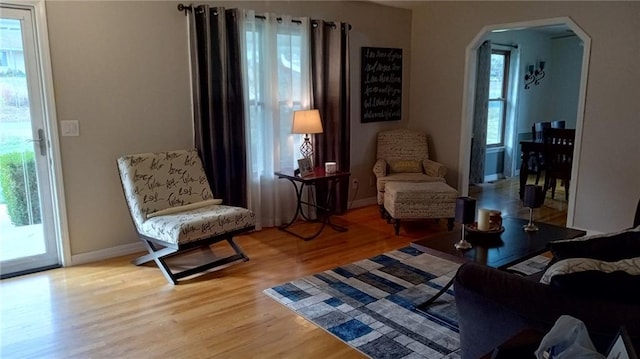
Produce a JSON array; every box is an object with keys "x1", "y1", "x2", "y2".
[{"x1": 535, "y1": 315, "x2": 605, "y2": 359}]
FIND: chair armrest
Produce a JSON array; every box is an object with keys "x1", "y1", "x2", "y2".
[
  {"x1": 373, "y1": 159, "x2": 387, "y2": 178},
  {"x1": 422, "y1": 159, "x2": 447, "y2": 177}
]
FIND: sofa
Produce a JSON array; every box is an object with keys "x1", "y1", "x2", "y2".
[{"x1": 454, "y1": 201, "x2": 640, "y2": 359}]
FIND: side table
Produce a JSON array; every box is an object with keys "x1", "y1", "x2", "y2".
[{"x1": 275, "y1": 168, "x2": 350, "y2": 240}]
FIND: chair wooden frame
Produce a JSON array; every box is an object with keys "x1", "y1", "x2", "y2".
[{"x1": 132, "y1": 228, "x2": 252, "y2": 285}]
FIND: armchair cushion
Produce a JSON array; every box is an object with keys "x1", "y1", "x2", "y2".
[
  {"x1": 147, "y1": 199, "x2": 223, "y2": 218},
  {"x1": 389, "y1": 159, "x2": 423, "y2": 173},
  {"x1": 141, "y1": 204, "x2": 255, "y2": 245},
  {"x1": 117, "y1": 149, "x2": 215, "y2": 231}
]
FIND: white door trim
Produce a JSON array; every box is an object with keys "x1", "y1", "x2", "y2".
[
  {"x1": 4, "y1": 0, "x2": 71, "y2": 267},
  {"x1": 458, "y1": 16, "x2": 591, "y2": 227}
]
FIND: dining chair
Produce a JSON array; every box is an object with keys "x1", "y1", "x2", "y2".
[
  {"x1": 528, "y1": 121, "x2": 551, "y2": 185},
  {"x1": 542, "y1": 128, "x2": 576, "y2": 200}
]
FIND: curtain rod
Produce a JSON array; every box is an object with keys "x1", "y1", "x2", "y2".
[{"x1": 177, "y1": 4, "x2": 351, "y2": 30}]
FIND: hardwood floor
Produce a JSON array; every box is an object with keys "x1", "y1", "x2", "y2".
[
  {"x1": 471, "y1": 176, "x2": 569, "y2": 227},
  {"x1": 0, "y1": 177, "x2": 566, "y2": 358}
]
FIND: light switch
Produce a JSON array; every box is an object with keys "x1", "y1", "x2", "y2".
[{"x1": 61, "y1": 120, "x2": 79, "y2": 136}]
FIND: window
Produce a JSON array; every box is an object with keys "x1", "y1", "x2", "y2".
[
  {"x1": 241, "y1": 14, "x2": 312, "y2": 228},
  {"x1": 486, "y1": 50, "x2": 510, "y2": 146},
  {"x1": 244, "y1": 17, "x2": 309, "y2": 173}
]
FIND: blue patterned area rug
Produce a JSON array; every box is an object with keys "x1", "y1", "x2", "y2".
[{"x1": 263, "y1": 247, "x2": 463, "y2": 359}]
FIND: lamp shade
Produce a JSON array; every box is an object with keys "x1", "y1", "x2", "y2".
[
  {"x1": 292, "y1": 109, "x2": 323, "y2": 134},
  {"x1": 523, "y1": 185, "x2": 545, "y2": 208},
  {"x1": 455, "y1": 197, "x2": 476, "y2": 224}
]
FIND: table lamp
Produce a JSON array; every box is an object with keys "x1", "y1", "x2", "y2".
[
  {"x1": 523, "y1": 184, "x2": 545, "y2": 232},
  {"x1": 292, "y1": 109, "x2": 323, "y2": 161},
  {"x1": 454, "y1": 196, "x2": 476, "y2": 250}
]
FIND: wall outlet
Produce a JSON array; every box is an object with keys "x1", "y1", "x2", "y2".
[{"x1": 352, "y1": 178, "x2": 359, "y2": 189}]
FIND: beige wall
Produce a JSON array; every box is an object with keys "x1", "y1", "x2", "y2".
[
  {"x1": 48, "y1": 0, "x2": 638, "y2": 259},
  {"x1": 410, "y1": 1, "x2": 640, "y2": 233},
  {"x1": 45, "y1": 1, "x2": 412, "y2": 258}
]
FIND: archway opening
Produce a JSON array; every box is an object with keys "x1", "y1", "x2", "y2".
[{"x1": 458, "y1": 17, "x2": 591, "y2": 227}]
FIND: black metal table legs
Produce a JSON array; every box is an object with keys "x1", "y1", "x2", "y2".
[{"x1": 278, "y1": 178, "x2": 347, "y2": 241}]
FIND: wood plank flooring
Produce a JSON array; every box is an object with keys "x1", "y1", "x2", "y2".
[{"x1": 0, "y1": 177, "x2": 567, "y2": 358}]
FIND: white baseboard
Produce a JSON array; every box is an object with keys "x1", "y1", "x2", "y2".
[
  {"x1": 71, "y1": 241, "x2": 144, "y2": 266},
  {"x1": 71, "y1": 198, "x2": 379, "y2": 266}
]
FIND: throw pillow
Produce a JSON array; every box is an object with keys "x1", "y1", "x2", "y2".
[
  {"x1": 540, "y1": 257, "x2": 640, "y2": 303},
  {"x1": 388, "y1": 160, "x2": 423, "y2": 174},
  {"x1": 146, "y1": 198, "x2": 223, "y2": 218},
  {"x1": 547, "y1": 226, "x2": 640, "y2": 262}
]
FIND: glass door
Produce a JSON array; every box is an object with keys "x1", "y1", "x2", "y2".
[{"x1": 0, "y1": 6, "x2": 60, "y2": 277}]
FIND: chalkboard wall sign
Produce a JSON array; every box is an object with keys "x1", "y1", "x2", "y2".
[{"x1": 361, "y1": 47, "x2": 402, "y2": 123}]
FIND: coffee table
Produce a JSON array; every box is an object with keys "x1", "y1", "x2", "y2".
[{"x1": 410, "y1": 217, "x2": 586, "y2": 313}]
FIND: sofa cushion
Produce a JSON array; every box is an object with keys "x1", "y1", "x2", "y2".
[
  {"x1": 540, "y1": 257, "x2": 640, "y2": 303},
  {"x1": 547, "y1": 226, "x2": 640, "y2": 262}
]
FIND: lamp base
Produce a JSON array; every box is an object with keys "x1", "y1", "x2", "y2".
[
  {"x1": 454, "y1": 239, "x2": 472, "y2": 250},
  {"x1": 300, "y1": 136, "x2": 313, "y2": 160},
  {"x1": 522, "y1": 207, "x2": 539, "y2": 232},
  {"x1": 454, "y1": 230, "x2": 472, "y2": 250}
]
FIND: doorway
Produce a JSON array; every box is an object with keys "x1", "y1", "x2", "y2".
[
  {"x1": 0, "y1": 3, "x2": 66, "y2": 278},
  {"x1": 458, "y1": 17, "x2": 591, "y2": 228}
]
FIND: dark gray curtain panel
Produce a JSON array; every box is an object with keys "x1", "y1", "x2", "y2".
[
  {"x1": 189, "y1": 6, "x2": 247, "y2": 206},
  {"x1": 310, "y1": 21, "x2": 351, "y2": 214},
  {"x1": 470, "y1": 40, "x2": 491, "y2": 185}
]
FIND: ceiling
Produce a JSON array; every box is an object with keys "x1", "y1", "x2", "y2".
[{"x1": 369, "y1": 1, "x2": 574, "y2": 37}]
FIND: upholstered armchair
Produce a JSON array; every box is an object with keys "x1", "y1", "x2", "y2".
[
  {"x1": 373, "y1": 128, "x2": 448, "y2": 214},
  {"x1": 117, "y1": 149, "x2": 255, "y2": 284}
]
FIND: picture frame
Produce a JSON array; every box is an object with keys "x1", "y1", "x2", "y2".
[
  {"x1": 361, "y1": 46, "x2": 402, "y2": 123},
  {"x1": 297, "y1": 158, "x2": 313, "y2": 177},
  {"x1": 607, "y1": 327, "x2": 638, "y2": 359}
]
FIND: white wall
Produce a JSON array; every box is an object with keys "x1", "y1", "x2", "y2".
[
  {"x1": 548, "y1": 36, "x2": 583, "y2": 128},
  {"x1": 410, "y1": 1, "x2": 640, "y2": 232},
  {"x1": 45, "y1": 1, "x2": 412, "y2": 258}
]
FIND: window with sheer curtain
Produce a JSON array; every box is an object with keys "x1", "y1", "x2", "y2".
[{"x1": 242, "y1": 12, "x2": 312, "y2": 229}]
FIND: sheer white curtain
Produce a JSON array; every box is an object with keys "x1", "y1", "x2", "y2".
[{"x1": 241, "y1": 11, "x2": 312, "y2": 229}]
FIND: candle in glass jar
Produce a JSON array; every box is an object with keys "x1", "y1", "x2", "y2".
[
  {"x1": 324, "y1": 162, "x2": 337, "y2": 174},
  {"x1": 477, "y1": 208, "x2": 490, "y2": 231}
]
